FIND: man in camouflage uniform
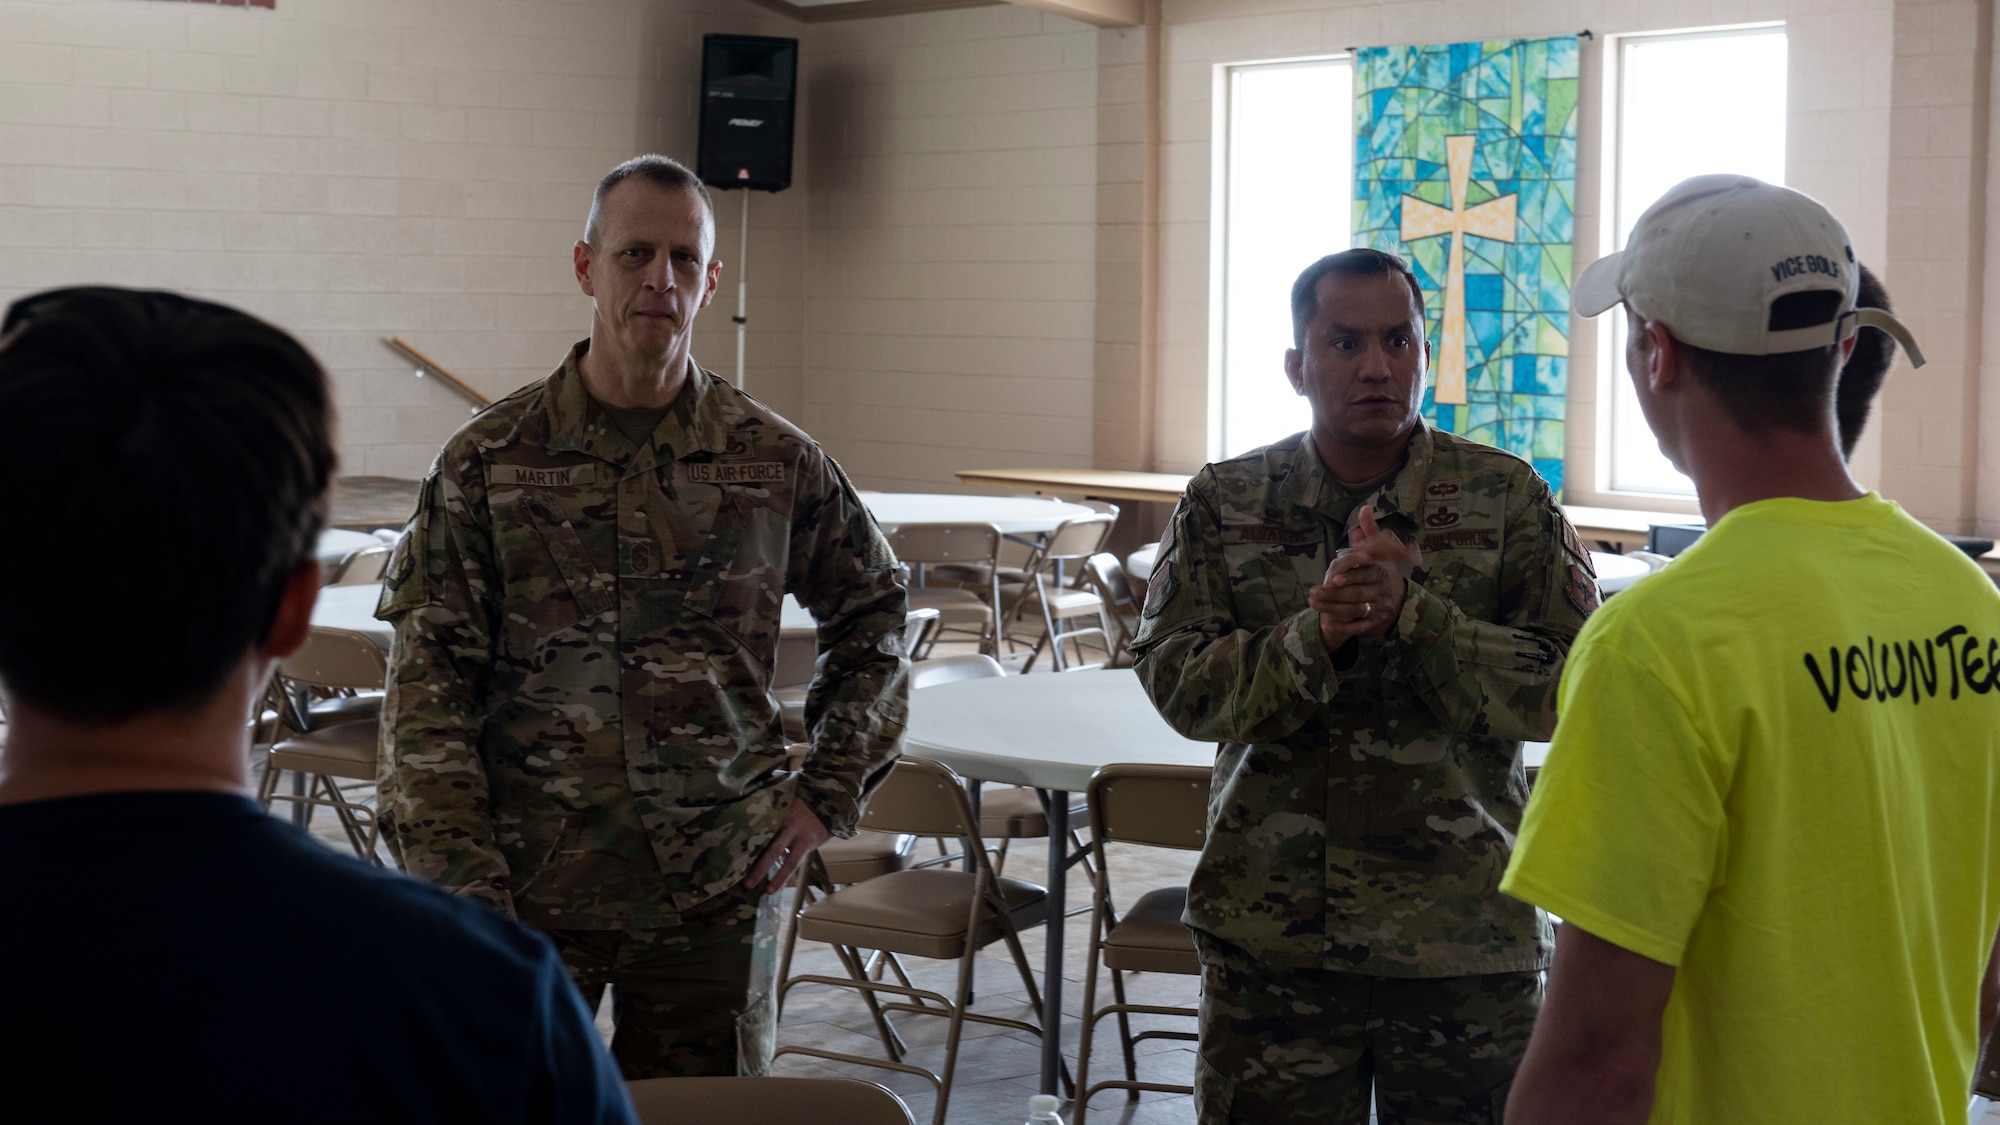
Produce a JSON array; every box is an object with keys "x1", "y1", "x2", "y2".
[
  {"x1": 1132, "y1": 248, "x2": 1597, "y2": 1123},
  {"x1": 377, "y1": 154, "x2": 908, "y2": 1079}
]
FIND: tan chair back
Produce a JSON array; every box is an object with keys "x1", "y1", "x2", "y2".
[
  {"x1": 625, "y1": 1076, "x2": 915, "y2": 1125},
  {"x1": 860, "y1": 756, "x2": 978, "y2": 840},
  {"x1": 279, "y1": 627, "x2": 388, "y2": 692},
  {"x1": 1087, "y1": 763, "x2": 1210, "y2": 851},
  {"x1": 1077, "y1": 498, "x2": 1121, "y2": 519},
  {"x1": 1038, "y1": 513, "x2": 1116, "y2": 563},
  {"x1": 887, "y1": 522, "x2": 1003, "y2": 565},
  {"x1": 1082, "y1": 553, "x2": 1139, "y2": 662},
  {"x1": 327, "y1": 544, "x2": 391, "y2": 586},
  {"x1": 911, "y1": 653, "x2": 1005, "y2": 689}
]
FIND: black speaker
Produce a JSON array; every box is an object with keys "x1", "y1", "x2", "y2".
[{"x1": 697, "y1": 34, "x2": 798, "y2": 193}]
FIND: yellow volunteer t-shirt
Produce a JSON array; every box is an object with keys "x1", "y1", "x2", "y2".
[{"x1": 1503, "y1": 494, "x2": 2000, "y2": 1125}]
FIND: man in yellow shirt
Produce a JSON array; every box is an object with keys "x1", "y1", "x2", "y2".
[{"x1": 1502, "y1": 175, "x2": 2000, "y2": 1124}]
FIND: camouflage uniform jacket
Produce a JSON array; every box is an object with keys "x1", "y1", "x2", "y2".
[
  {"x1": 1132, "y1": 424, "x2": 1597, "y2": 975},
  {"x1": 377, "y1": 342, "x2": 909, "y2": 931}
]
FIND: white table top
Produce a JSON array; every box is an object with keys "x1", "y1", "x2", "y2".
[
  {"x1": 315, "y1": 529, "x2": 379, "y2": 568},
  {"x1": 311, "y1": 583, "x2": 392, "y2": 649},
  {"x1": 1591, "y1": 550, "x2": 1655, "y2": 595},
  {"x1": 1126, "y1": 543, "x2": 1159, "y2": 582},
  {"x1": 861, "y1": 492, "x2": 1096, "y2": 536},
  {"x1": 904, "y1": 668, "x2": 1214, "y2": 792}
]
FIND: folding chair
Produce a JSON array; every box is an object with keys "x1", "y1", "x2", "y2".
[
  {"x1": 775, "y1": 757, "x2": 1059, "y2": 1125},
  {"x1": 255, "y1": 626, "x2": 388, "y2": 863},
  {"x1": 1073, "y1": 763, "x2": 1211, "y2": 1121},
  {"x1": 625, "y1": 1076, "x2": 914, "y2": 1125},
  {"x1": 1080, "y1": 553, "x2": 1142, "y2": 669},
  {"x1": 1003, "y1": 513, "x2": 1117, "y2": 671},
  {"x1": 889, "y1": 523, "x2": 1005, "y2": 657}
]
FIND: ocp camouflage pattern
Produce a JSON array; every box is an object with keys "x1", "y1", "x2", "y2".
[
  {"x1": 377, "y1": 341, "x2": 909, "y2": 930},
  {"x1": 1133, "y1": 424, "x2": 1597, "y2": 975},
  {"x1": 1194, "y1": 931, "x2": 1540, "y2": 1122}
]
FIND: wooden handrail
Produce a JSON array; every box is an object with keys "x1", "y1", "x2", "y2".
[{"x1": 385, "y1": 337, "x2": 492, "y2": 407}]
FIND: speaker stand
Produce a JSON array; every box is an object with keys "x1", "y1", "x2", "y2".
[{"x1": 732, "y1": 190, "x2": 750, "y2": 391}]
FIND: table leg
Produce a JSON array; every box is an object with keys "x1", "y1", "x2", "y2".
[{"x1": 1040, "y1": 791, "x2": 1068, "y2": 1095}]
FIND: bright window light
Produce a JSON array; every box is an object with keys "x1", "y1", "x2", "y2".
[
  {"x1": 1606, "y1": 26, "x2": 1787, "y2": 496},
  {"x1": 1218, "y1": 59, "x2": 1353, "y2": 460}
]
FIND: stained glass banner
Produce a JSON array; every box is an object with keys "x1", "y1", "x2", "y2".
[{"x1": 1353, "y1": 37, "x2": 1579, "y2": 495}]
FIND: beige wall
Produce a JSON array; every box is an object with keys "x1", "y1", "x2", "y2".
[
  {"x1": 0, "y1": 0, "x2": 804, "y2": 482},
  {"x1": 796, "y1": 4, "x2": 1100, "y2": 492}
]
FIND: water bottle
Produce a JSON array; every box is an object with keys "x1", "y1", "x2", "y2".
[{"x1": 1024, "y1": 1093, "x2": 1062, "y2": 1124}]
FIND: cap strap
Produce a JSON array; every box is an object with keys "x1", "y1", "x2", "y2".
[
  {"x1": 1853, "y1": 307, "x2": 1926, "y2": 369},
  {"x1": 1762, "y1": 309, "x2": 1926, "y2": 368}
]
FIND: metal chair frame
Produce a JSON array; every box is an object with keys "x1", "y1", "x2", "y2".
[
  {"x1": 774, "y1": 756, "x2": 1068, "y2": 1125},
  {"x1": 1073, "y1": 763, "x2": 1211, "y2": 1121}
]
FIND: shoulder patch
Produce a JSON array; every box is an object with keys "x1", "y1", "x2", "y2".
[
  {"x1": 1566, "y1": 561, "x2": 1600, "y2": 616},
  {"x1": 384, "y1": 529, "x2": 415, "y2": 591},
  {"x1": 1141, "y1": 554, "x2": 1179, "y2": 620},
  {"x1": 1560, "y1": 520, "x2": 1595, "y2": 576}
]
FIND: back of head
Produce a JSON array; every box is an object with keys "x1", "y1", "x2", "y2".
[
  {"x1": 1573, "y1": 175, "x2": 1922, "y2": 436},
  {"x1": 0, "y1": 288, "x2": 334, "y2": 722}
]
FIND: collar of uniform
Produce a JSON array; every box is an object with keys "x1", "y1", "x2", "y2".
[
  {"x1": 1370, "y1": 421, "x2": 1435, "y2": 523},
  {"x1": 543, "y1": 342, "x2": 728, "y2": 469},
  {"x1": 1278, "y1": 423, "x2": 1435, "y2": 524}
]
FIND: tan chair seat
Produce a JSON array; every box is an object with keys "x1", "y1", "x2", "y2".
[
  {"x1": 305, "y1": 693, "x2": 382, "y2": 727},
  {"x1": 626, "y1": 1076, "x2": 915, "y2": 1125},
  {"x1": 1003, "y1": 583, "x2": 1103, "y2": 615},
  {"x1": 1102, "y1": 886, "x2": 1196, "y2": 974},
  {"x1": 797, "y1": 867, "x2": 1048, "y2": 959},
  {"x1": 907, "y1": 586, "x2": 992, "y2": 624},
  {"x1": 979, "y1": 786, "x2": 1085, "y2": 838},
  {"x1": 269, "y1": 718, "x2": 379, "y2": 781},
  {"x1": 818, "y1": 831, "x2": 916, "y2": 885}
]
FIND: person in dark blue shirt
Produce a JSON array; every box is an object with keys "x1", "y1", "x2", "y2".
[{"x1": 0, "y1": 287, "x2": 636, "y2": 1124}]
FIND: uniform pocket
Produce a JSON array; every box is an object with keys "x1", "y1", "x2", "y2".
[{"x1": 1221, "y1": 540, "x2": 1313, "y2": 623}]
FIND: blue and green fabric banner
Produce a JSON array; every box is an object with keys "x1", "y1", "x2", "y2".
[{"x1": 1353, "y1": 37, "x2": 1579, "y2": 495}]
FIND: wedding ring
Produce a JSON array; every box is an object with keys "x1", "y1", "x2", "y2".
[{"x1": 1363, "y1": 601, "x2": 1373, "y2": 616}]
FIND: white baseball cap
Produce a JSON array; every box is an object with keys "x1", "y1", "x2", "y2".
[{"x1": 1574, "y1": 174, "x2": 1924, "y2": 366}]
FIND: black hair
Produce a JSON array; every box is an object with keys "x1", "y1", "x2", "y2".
[
  {"x1": 1835, "y1": 263, "x2": 1896, "y2": 458},
  {"x1": 584, "y1": 154, "x2": 715, "y2": 250},
  {"x1": 1670, "y1": 290, "x2": 1846, "y2": 435},
  {"x1": 1290, "y1": 248, "x2": 1428, "y2": 349},
  {"x1": 0, "y1": 288, "x2": 334, "y2": 721}
]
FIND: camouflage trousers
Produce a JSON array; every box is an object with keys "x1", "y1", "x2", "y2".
[
  {"x1": 1193, "y1": 932, "x2": 1541, "y2": 1124},
  {"x1": 546, "y1": 881, "x2": 765, "y2": 1081}
]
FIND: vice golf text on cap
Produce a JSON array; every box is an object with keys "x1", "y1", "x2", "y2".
[{"x1": 1573, "y1": 174, "x2": 1924, "y2": 367}]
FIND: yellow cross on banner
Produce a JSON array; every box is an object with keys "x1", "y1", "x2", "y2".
[{"x1": 1400, "y1": 135, "x2": 1517, "y2": 406}]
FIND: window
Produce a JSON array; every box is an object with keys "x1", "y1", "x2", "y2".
[
  {"x1": 1215, "y1": 58, "x2": 1354, "y2": 461},
  {"x1": 1602, "y1": 25, "x2": 1788, "y2": 496}
]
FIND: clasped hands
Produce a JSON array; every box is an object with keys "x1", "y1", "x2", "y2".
[{"x1": 1311, "y1": 504, "x2": 1424, "y2": 650}]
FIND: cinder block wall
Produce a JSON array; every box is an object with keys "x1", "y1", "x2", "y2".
[{"x1": 0, "y1": 0, "x2": 804, "y2": 480}]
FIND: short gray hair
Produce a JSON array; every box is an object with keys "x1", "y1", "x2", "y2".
[{"x1": 583, "y1": 154, "x2": 715, "y2": 249}]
